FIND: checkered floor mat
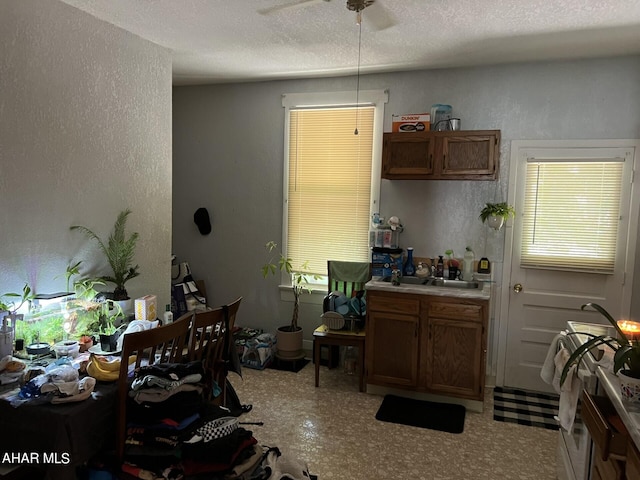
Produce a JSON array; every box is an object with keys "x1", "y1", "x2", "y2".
[{"x1": 493, "y1": 386, "x2": 560, "y2": 430}]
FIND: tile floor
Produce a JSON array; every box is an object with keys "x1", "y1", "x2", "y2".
[{"x1": 233, "y1": 361, "x2": 558, "y2": 480}]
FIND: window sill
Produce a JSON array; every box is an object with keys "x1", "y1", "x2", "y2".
[{"x1": 278, "y1": 284, "x2": 326, "y2": 305}]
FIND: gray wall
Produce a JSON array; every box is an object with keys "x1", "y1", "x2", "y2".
[
  {"x1": 173, "y1": 56, "x2": 640, "y2": 361},
  {"x1": 0, "y1": 0, "x2": 173, "y2": 309}
]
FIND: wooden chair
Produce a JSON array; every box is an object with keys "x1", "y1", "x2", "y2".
[
  {"x1": 218, "y1": 296, "x2": 242, "y2": 405},
  {"x1": 184, "y1": 297, "x2": 242, "y2": 406},
  {"x1": 185, "y1": 307, "x2": 227, "y2": 402},
  {"x1": 115, "y1": 313, "x2": 191, "y2": 462},
  {"x1": 321, "y1": 261, "x2": 371, "y2": 368},
  {"x1": 327, "y1": 260, "x2": 371, "y2": 297}
]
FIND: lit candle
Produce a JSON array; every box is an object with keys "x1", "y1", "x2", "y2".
[{"x1": 617, "y1": 320, "x2": 640, "y2": 342}]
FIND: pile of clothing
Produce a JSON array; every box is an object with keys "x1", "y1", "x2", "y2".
[{"x1": 122, "y1": 360, "x2": 314, "y2": 480}]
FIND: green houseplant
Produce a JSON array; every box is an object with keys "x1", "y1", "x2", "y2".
[
  {"x1": 261, "y1": 241, "x2": 319, "y2": 358},
  {"x1": 0, "y1": 283, "x2": 35, "y2": 317},
  {"x1": 70, "y1": 209, "x2": 140, "y2": 302},
  {"x1": 479, "y1": 202, "x2": 516, "y2": 230},
  {"x1": 561, "y1": 303, "x2": 640, "y2": 398}
]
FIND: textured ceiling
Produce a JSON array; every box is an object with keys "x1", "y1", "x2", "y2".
[{"x1": 59, "y1": 0, "x2": 640, "y2": 85}]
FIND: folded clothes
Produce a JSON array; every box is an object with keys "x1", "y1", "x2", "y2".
[
  {"x1": 131, "y1": 373, "x2": 202, "y2": 392},
  {"x1": 126, "y1": 390, "x2": 204, "y2": 424},
  {"x1": 132, "y1": 384, "x2": 203, "y2": 404},
  {"x1": 134, "y1": 361, "x2": 204, "y2": 381},
  {"x1": 41, "y1": 376, "x2": 96, "y2": 404}
]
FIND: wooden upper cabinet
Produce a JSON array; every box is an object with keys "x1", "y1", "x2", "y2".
[
  {"x1": 382, "y1": 132, "x2": 435, "y2": 177},
  {"x1": 382, "y1": 130, "x2": 500, "y2": 180}
]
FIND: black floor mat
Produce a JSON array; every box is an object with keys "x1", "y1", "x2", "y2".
[
  {"x1": 375, "y1": 394, "x2": 466, "y2": 434},
  {"x1": 266, "y1": 357, "x2": 309, "y2": 373},
  {"x1": 493, "y1": 386, "x2": 559, "y2": 430}
]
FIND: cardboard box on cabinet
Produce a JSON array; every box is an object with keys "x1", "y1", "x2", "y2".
[{"x1": 391, "y1": 113, "x2": 430, "y2": 132}]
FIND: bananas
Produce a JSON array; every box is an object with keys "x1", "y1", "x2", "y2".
[{"x1": 87, "y1": 354, "x2": 137, "y2": 382}]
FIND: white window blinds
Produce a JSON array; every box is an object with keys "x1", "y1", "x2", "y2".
[
  {"x1": 287, "y1": 106, "x2": 374, "y2": 275},
  {"x1": 520, "y1": 158, "x2": 624, "y2": 273}
]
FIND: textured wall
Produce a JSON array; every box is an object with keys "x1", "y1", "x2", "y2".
[
  {"x1": 0, "y1": 0, "x2": 173, "y2": 309},
  {"x1": 173, "y1": 56, "x2": 640, "y2": 373}
]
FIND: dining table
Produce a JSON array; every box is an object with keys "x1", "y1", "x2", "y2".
[{"x1": 0, "y1": 356, "x2": 119, "y2": 480}]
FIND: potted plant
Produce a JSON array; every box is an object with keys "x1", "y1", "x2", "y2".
[
  {"x1": 62, "y1": 262, "x2": 106, "y2": 352},
  {"x1": 70, "y1": 209, "x2": 140, "y2": 314},
  {"x1": 1, "y1": 283, "x2": 37, "y2": 356},
  {"x1": 479, "y1": 202, "x2": 516, "y2": 230},
  {"x1": 561, "y1": 303, "x2": 640, "y2": 402},
  {"x1": 261, "y1": 241, "x2": 319, "y2": 359},
  {"x1": 94, "y1": 300, "x2": 124, "y2": 353}
]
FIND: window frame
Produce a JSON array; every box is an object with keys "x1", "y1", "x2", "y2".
[
  {"x1": 520, "y1": 155, "x2": 626, "y2": 273},
  {"x1": 281, "y1": 90, "x2": 388, "y2": 292}
]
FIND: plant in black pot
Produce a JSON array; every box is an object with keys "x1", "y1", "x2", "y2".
[
  {"x1": 561, "y1": 303, "x2": 640, "y2": 402},
  {"x1": 479, "y1": 202, "x2": 516, "y2": 231},
  {"x1": 261, "y1": 241, "x2": 319, "y2": 359},
  {"x1": 70, "y1": 209, "x2": 140, "y2": 314},
  {"x1": 94, "y1": 300, "x2": 124, "y2": 353}
]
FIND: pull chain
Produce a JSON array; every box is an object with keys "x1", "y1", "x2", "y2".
[{"x1": 354, "y1": 12, "x2": 362, "y2": 135}]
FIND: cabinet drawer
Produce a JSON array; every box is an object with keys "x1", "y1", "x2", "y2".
[
  {"x1": 582, "y1": 391, "x2": 628, "y2": 461},
  {"x1": 368, "y1": 294, "x2": 419, "y2": 315},
  {"x1": 428, "y1": 302, "x2": 482, "y2": 322}
]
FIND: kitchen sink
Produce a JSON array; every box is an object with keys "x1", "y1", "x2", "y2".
[
  {"x1": 426, "y1": 278, "x2": 479, "y2": 289},
  {"x1": 381, "y1": 275, "x2": 428, "y2": 285},
  {"x1": 380, "y1": 276, "x2": 479, "y2": 289}
]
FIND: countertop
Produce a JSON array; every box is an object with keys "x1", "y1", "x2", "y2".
[
  {"x1": 596, "y1": 366, "x2": 640, "y2": 449},
  {"x1": 365, "y1": 277, "x2": 491, "y2": 300}
]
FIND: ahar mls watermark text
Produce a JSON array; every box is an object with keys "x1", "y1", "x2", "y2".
[{"x1": 2, "y1": 452, "x2": 71, "y2": 465}]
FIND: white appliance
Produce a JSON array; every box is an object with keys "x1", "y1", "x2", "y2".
[{"x1": 556, "y1": 321, "x2": 615, "y2": 480}]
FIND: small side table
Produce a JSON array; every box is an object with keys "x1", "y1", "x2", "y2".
[{"x1": 313, "y1": 325, "x2": 366, "y2": 392}]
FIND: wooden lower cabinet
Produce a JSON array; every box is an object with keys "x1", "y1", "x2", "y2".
[
  {"x1": 365, "y1": 290, "x2": 488, "y2": 401},
  {"x1": 366, "y1": 292, "x2": 420, "y2": 387},
  {"x1": 582, "y1": 392, "x2": 630, "y2": 480},
  {"x1": 626, "y1": 440, "x2": 640, "y2": 480}
]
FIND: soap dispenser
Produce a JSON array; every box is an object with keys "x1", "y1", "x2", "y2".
[{"x1": 435, "y1": 256, "x2": 444, "y2": 278}]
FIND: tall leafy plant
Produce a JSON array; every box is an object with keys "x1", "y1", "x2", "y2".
[
  {"x1": 70, "y1": 209, "x2": 140, "y2": 300},
  {"x1": 261, "y1": 241, "x2": 319, "y2": 331}
]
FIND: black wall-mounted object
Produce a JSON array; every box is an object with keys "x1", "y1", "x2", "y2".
[{"x1": 193, "y1": 207, "x2": 212, "y2": 235}]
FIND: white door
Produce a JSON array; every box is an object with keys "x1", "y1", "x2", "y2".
[{"x1": 499, "y1": 140, "x2": 638, "y2": 393}]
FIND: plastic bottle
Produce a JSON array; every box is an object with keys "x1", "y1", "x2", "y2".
[
  {"x1": 343, "y1": 346, "x2": 357, "y2": 375},
  {"x1": 463, "y1": 247, "x2": 475, "y2": 281},
  {"x1": 163, "y1": 304, "x2": 174, "y2": 323},
  {"x1": 435, "y1": 255, "x2": 444, "y2": 278},
  {"x1": 403, "y1": 247, "x2": 416, "y2": 276}
]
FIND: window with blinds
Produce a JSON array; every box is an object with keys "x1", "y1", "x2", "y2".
[
  {"x1": 520, "y1": 158, "x2": 624, "y2": 273},
  {"x1": 287, "y1": 106, "x2": 374, "y2": 276}
]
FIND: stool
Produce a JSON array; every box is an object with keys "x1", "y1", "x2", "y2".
[{"x1": 313, "y1": 325, "x2": 365, "y2": 392}]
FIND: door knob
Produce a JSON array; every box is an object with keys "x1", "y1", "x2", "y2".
[{"x1": 513, "y1": 283, "x2": 523, "y2": 293}]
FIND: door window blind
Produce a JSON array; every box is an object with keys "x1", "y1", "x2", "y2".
[
  {"x1": 520, "y1": 159, "x2": 624, "y2": 273},
  {"x1": 287, "y1": 107, "x2": 374, "y2": 276}
]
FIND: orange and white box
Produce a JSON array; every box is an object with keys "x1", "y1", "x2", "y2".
[
  {"x1": 135, "y1": 295, "x2": 157, "y2": 320},
  {"x1": 392, "y1": 113, "x2": 430, "y2": 132}
]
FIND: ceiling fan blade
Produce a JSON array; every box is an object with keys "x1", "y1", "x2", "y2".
[
  {"x1": 258, "y1": 0, "x2": 328, "y2": 15},
  {"x1": 364, "y1": 1, "x2": 396, "y2": 31}
]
